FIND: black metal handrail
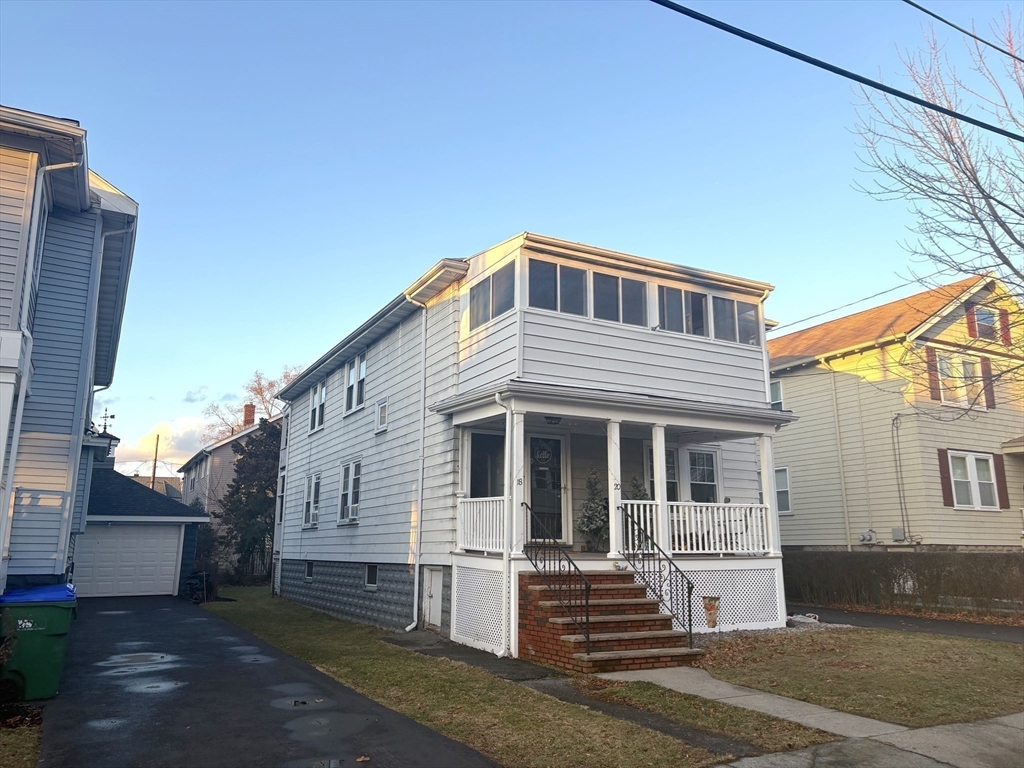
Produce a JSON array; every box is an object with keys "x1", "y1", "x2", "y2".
[
  {"x1": 619, "y1": 504, "x2": 695, "y2": 647},
  {"x1": 521, "y1": 502, "x2": 592, "y2": 655}
]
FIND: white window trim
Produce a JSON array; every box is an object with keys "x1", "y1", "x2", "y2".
[
  {"x1": 308, "y1": 381, "x2": 326, "y2": 433},
  {"x1": 467, "y1": 261, "x2": 517, "y2": 335},
  {"x1": 759, "y1": 467, "x2": 792, "y2": 514},
  {"x1": 304, "y1": 561, "x2": 314, "y2": 581},
  {"x1": 769, "y1": 379, "x2": 783, "y2": 410},
  {"x1": 338, "y1": 460, "x2": 362, "y2": 524},
  {"x1": 683, "y1": 447, "x2": 723, "y2": 504},
  {"x1": 642, "y1": 441, "x2": 681, "y2": 502},
  {"x1": 345, "y1": 353, "x2": 367, "y2": 414},
  {"x1": 974, "y1": 307, "x2": 998, "y2": 341},
  {"x1": 277, "y1": 474, "x2": 286, "y2": 523},
  {"x1": 364, "y1": 563, "x2": 378, "y2": 590},
  {"x1": 948, "y1": 451, "x2": 999, "y2": 511},
  {"x1": 303, "y1": 472, "x2": 320, "y2": 528},
  {"x1": 937, "y1": 353, "x2": 986, "y2": 410},
  {"x1": 375, "y1": 397, "x2": 389, "y2": 433}
]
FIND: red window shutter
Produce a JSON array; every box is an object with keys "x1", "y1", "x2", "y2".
[
  {"x1": 992, "y1": 454, "x2": 1010, "y2": 509},
  {"x1": 937, "y1": 449, "x2": 953, "y2": 507},
  {"x1": 998, "y1": 309, "x2": 1011, "y2": 346},
  {"x1": 980, "y1": 357, "x2": 996, "y2": 409},
  {"x1": 965, "y1": 303, "x2": 978, "y2": 338},
  {"x1": 925, "y1": 347, "x2": 941, "y2": 400}
]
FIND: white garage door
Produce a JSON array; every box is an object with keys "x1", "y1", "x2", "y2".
[{"x1": 74, "y1": 523, "x2": 182, "y2": 597}]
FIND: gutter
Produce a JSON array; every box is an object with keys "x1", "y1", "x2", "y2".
[{"x1": 404, "y1": 296, "x2": 430, "y2": 633}]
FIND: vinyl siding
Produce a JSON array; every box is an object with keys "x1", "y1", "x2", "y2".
[
  {"x1": 457, "y1": 245, "x2": 519, "y2": 394},
  {"x1": 70, "y1": 448, "x2": 93, "y2": 534},
  {"x1": 0, "y1": 147, "x2": 35, "y2": 330},
  {"x1": 521, "y1": 309, "x2": 767, "y2": 406},
  {"x1": 8, "y1": 208, "x2": 99, "y2": 574}
]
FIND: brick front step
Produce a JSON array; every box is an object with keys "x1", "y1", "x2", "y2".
[
  {"x1": 574, "y1": 647, "x2": 705, "y2": 674},
  {"x1": 536, "y1": 598, "x2": 662, "y2": 616},
  {"x1": 528, "y1": 583, "x2": 649, "y2": 600},
  {"x1": 560, "y1": 629, "x2": 691, "y2": 652},
  {"x1": 520, "y1": 571, "x2": 636, "y2": 587},
  {"x1": 547, "y1": 613, "x2": 673, "y2": 633}
]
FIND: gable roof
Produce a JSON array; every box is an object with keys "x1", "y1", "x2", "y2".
[
  {"x1": 178, "y1": 413, "x2": 283, "y2": 474},
  {"x1": 768, "y1": 276, "x2": 985, "y2": 371},
  {"x1": 90, "y1": 469, "x2": 206, "y2": 518},
  {"x1": 129, "y1": 475, "x2": 183, "y2": 500}
]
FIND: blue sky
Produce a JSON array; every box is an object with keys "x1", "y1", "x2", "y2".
[{"x1": 0, "y1": 0, "x2": 1010, "y2": 473}]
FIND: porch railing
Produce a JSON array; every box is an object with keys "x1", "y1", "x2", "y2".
[
  {"x1": 522, "y1": 502, "x2": 592, "y2": 655},
  {"x1": 669, "y1": 503, "x2": 771, "y2": 555},
  {"x1": 621, "y1": 500, "x2": 658, "y2": 552},
  {"x1": 456, "y1": 497, "x2": 505, "y2": 553},
  {"x1": 619, "y1": 504, "x2": 694, "y2": 647}
]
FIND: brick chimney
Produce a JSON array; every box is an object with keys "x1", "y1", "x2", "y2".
[{"x1": 242, "y1": 403, "x2": 256, "y2": 428}]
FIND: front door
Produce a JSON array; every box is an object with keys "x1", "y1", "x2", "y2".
[{"x1": 528, "y1": 436, "x2": 564, "y2": 540}]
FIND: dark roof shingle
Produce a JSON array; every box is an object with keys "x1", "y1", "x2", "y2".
[{"x1": 90, "y1": 469, "x2": 206, "y2": 518}]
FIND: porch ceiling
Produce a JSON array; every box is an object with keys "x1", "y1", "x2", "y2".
[{"x1": 433, "y1": 379, "x2": 795, "y2": 435}]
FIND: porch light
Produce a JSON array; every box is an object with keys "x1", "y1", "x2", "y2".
[{"x1": 544, "y1": 416, "x2": 561, "y2": 425}]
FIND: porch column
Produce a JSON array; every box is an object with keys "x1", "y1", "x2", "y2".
[
  {"x1": 606, "y1": 420, "x2": 622, "y2": 559},
  {"x1": 652, "y1": 424, "x2": 671, "y2": 551},
  {"x1": 509, "y1": 411, "x2": 527, "y2": 555},
  {"x1": 759, "y1": 433, "x2": 782, "y2": 555}
]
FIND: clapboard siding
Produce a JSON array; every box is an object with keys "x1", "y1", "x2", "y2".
[
  {"x1": 70, "y1": 449, "x2": 92, "y2": 534},
  {"x1": 458, "y1": 309, "x2": 517, "y2": 394},
  {"x1": 521, "y1": 309, "x2": 766, "y2": 406},
  {"x1": 8, "y1": 208, "x2": 98, "y2": 575},
  {"x1": 0, "y1": 147, "x2": 35, "y2": 329}
]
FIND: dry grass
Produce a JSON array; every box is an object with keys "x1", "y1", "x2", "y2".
[
  {"x1": 576, "y1": 678, "x2": 838, "y2": 753},
  {"x1": 700, "y1": 626, "x2": 1024, "y2": 727},
  {"x1": 206, "y1": 587, "x2": 724, "y2": 768}
]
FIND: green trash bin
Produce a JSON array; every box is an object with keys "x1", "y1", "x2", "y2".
[{"x1": 0, "y1": 583, "x2": 77, "y2": 701}]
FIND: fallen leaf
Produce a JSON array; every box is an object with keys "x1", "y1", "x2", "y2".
[
  {"x1": 315, "y1": 698, "x2": 324, "y2": 703},
  {"x1": 356, "y1": 757, "x2": 370, "y2": 763}
]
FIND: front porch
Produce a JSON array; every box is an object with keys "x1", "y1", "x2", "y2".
[{"x1": 434, "y1": 380, "x2": 794, "y2": 667}]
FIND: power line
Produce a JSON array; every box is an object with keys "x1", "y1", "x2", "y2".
[
  {"x1": 648, "y1": 0, "x2": 1024, "y2": 143},
  {"x1": 900, "y1": 0, "x2": 1024, "y2": 64}
]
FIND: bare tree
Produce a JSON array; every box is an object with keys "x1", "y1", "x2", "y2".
[
  {"x1": 853, "y1": 10, "x2": 1023, "y2": 415},
  {"x1": 202, "y1": 365, "x2": 301, "y2": 442}
]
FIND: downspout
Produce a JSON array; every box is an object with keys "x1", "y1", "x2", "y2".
[
  {"x1": 495, "y1": 392, "x2": 512, "y2": 657},
  {"x1": 2, "y1": 162, "x2": 84, "y2": 562},
  {"x1": 405, "y1": 297, "x2": 429, "y2": 632},
  {"x1": 828, "y1": 367, "x2": 853, "y2": 551}
]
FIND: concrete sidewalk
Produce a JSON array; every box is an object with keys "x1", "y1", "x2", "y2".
[{"x1": 601, "y1": 667, "x2": 1024, "y2": 767}]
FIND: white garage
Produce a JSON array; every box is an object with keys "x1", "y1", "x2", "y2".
[{"x1": 74, "y1": 522, "x2": 184, "y2": 597}]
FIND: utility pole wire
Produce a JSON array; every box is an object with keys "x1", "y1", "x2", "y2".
[
  {"x1": 647, "y1": 0, "x2": 1024, "y2": 143},
  {"x1": 900, "y1": 0, "x2": 1024, "y2": 64}
]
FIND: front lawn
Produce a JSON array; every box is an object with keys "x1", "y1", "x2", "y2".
[
  {"x1": 699, "y1": 627, "x2": 1024, "y2": 728},
  {"x1": 0, "y1": 705, "x2": 41, "y2": 768}
]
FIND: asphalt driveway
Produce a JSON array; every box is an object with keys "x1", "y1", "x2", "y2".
[
  {"x1": 39, "y1": 596, "x2": 496, "y2": 768},
  {"x1": 789, "y1": 604, "x2": 1024, "y2": 644}
]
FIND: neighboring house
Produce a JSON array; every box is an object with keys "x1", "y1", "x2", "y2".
[
  {"x1": 273, "y1": 232, "x2": 793, "y2": 670},
  {"x1": 73, "y1": 433, "x2": 208, "y2": 597},
  {"x1": 767, "y1": 277, "x2": 1023, "y2": 553},
  {"x1": 0, "y1": 106, "x2": 138, "y2": 595},
  {"x1": 129, "y1": 474, "x2": 183, "y2": 501},
  {"x1": 179, "y1": 406, "x2": 282, "y2": 569}
]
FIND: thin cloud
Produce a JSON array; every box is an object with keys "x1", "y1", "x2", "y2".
[
  {"x1": 113, "y1": 417, "x2": 207, "y2": 474},
  {"x1": 183, "y1": 386, "x2": 209, "y2": 403}
]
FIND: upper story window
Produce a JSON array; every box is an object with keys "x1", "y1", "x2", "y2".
[
  {"x1": 303, "y1": 472, "x2": 321, "y2": 526},
  {"x1": 309, "y1": 381, "x2": 326, "y2": 432},
  {"x1": 346, "y1": 353, "x2": 366, "y2": 412},
  {"x1": 974, "y1": 308, "x2": 997, "y2": 341},
  {"x1": 375, "y1": 398, "x2": 388, "y2": 432},
  {"x1": 937, "y1": 353, "x2": 984, "y2": 407},
  {"x1": 769, "y1": 380, "x2": 783, "y2": 410},
  {"x1": 713, "y1": 297, "x2": 760, "y2": 346},
  {"x1": 469, "y1": 262, "x2": 515, "y2": 331},
  {"x1": 658, "y1": 287, "x2": 707, "y2": 336},
  {"x1": 592, "y1": 272, "x2": 647, "y2": 326},
  {"x1": 528, "y1": 259, "x2": 587, "y2": 316},
  {"x1": 948, "y1": 452, "x2": 997, "y2": 510},
  {"x1": 339, "y1": 461, "x2": 361, "y2": 521}
]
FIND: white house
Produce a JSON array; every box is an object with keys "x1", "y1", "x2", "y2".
[{"x1": 273, "y1": 233, "x2": 794, "y2": 672}]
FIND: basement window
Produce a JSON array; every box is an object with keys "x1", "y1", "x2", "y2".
[
  {"x1": 304, "y1": 561, "x2": 314, "y2": 581},
  {"x1": 365, "y1": 564, "x2": 378, "y2": 589}
]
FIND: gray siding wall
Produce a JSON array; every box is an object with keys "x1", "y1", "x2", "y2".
[
  {"x1": 458, "y1": 310, "x2": 517, "y2": 394},
  {"x1": 70, "y1": 448, "x2": 93, "y2": 534},
  {"x1": 8, "y1": 208, "x2": 98, "y2": 575},
  {"x1": 0, "y1": 147, "x2": 35, "y2": 330},
  {"x1": 521, "y1": 309, "x2": 767, "y2": 406},
  {"x1": 280, "y1": 559, "x2": 414, "y2": 630}
]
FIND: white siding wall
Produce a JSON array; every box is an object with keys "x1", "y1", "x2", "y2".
[{"x1": 0, "y1": 147, "x2": 35, "y2": 329}]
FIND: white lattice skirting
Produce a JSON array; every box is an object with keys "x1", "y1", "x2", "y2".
[
  {"x1": 678, "y1": 566, "x2": 783, "y2": 632},
  {"x1": 452, "y1": 564, "x2": 505, "y2": 654}
]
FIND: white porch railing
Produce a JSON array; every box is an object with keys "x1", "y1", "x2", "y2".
[
  {"x1": 669, "y1": 503, "x2": 771, "y2": 555},
  {"x1": 457, "y1": 497, "x2": 506, "y2": 553},
  {"x1": 621, "y1": 500, "x2": 659, "y2": 552}
]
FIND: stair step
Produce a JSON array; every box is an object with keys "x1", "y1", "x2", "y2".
[
  {"x1": 573, "y1": 647, "x2": 704, "y2": 662},
  {"x1": 527, "y1": 583, "x2": 647, "y2": 593},
  {"x1": 538, "y1": 599, "x2": 660, "y2": 609},
  {"x1": 559, "y1": 629, "x2": 688, "y2": 643},
  {"x1": 548, "y1": 612, "x2": 670, "y2": 625}
]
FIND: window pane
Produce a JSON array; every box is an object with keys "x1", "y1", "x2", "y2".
[
  {"x1": 529, "y1": 259, "x2": 557, "y2": 310},
  {"x1": 470, "y1": 433, "x2": 505, "y2": 498},
  {"x1": 950, "y1": 455, "x2": 969, "y2": 481},
  {"x1": 713, "y1": 296, "x2": 736, "y2": 341},
  {"x1": 686, "y1": 291, "x2": 708, "y2": 336},
  {"x1": 978, "y1": 482, "x2": 996, "y2": 508},
  {"x1": 621, "y1": 278, "x2": 646, "y2": 326},
  {"x1": 975, "y1": 308, "x2": 996, "y2": 340},
  {"x1": 770, "y1": 380, "x2": 782, "y2": 410},
  {"x1": 352, "y1": 463, "x2": 361, "y2": 505},
  {"x1": 659, "y1": 286, "x2": 684, "y2": 332},
  {"x1": 737, "y1": 301, "x2": 759, "y2": 346},
  {"x1": 469, "y1": 277, "x2": 491, "y2": 331},
  {"x1": 776, "y1": 489, "x2": 791, "y2": 513},
  {"x1": 559, "y1": 266, "x2": 587, "y2": 315},
  {"x1": 775, "y1": 468, "x2": 789, "y2": 491},
  {"x1": 953, "y1": 479, "x2": 973, "y2": 507},
  {"x1": 593, "y1": 272, "x2": 619, "y2": 322},
  {"x1": 492, "y1": 263, "x2": 515, "y2": 317},
  {"x1": 975, "y1": 457, "x2": 993, "y2": 482},
  {"x1": 938, "y1": 355, "x2": 959, "y2": 402}
]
